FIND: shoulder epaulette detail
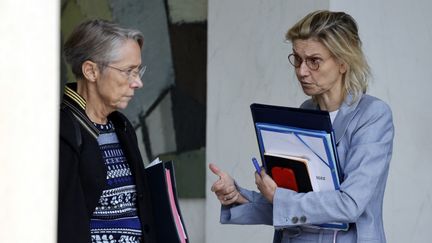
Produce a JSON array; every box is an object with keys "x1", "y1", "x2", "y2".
[
  {"x1": 62, "y1": 83, "x2": 99, "y2": 139},
  {"x1": 64, "y1": 85, "x2": 86, "y2": 110}
]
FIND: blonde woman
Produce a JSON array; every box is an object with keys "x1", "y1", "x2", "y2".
[{"x1": 210, "y1": 10, "x2": 394, "y2": 243}]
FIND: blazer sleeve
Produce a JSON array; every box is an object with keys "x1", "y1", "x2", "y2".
[
  {"x1": 220, "y1": 183, "x2": 273, "y2": 225},
  {"x1": 272, "y1": 99, "x2": 394, "y2": 228}
]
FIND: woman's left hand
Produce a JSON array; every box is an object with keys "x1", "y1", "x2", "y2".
[{"x1": 255, "y1": 169, "x2": 278, "y2": 203}]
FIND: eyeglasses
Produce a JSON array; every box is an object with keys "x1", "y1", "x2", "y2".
[
  {"x1": 105, "y1": 64, "x2": 147, "y2": 82},
  {"x1": 288, "y1": 53, "x2": 330, "y2": 71}
]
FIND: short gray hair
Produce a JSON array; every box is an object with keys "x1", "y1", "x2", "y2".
[{"x1": 63, "y1": 19, "x2": 144, "y2": 80}]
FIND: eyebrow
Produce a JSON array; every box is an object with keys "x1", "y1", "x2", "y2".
[
  {"x1": 124, "y1": 64, "x2": 142, "y2": 69},
  {"x1": 292, "y1": 50, "x2": 323, "y2": 58}
]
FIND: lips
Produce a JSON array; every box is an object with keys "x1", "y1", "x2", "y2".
[{"x1": 300, "y1": 82, "x2": 313, "y2": 86}]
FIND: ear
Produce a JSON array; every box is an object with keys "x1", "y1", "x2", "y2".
[
  {"x1": 82, "y1": 60, "x2": 99, "y2": 82},
  {"x1": 339, "y1": 61, "x2": 348, "y2": 74}
]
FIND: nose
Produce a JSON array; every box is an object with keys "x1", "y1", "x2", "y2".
[
  {"x1": 297, "y1": 61, "x2": 310, "y2": 77},
  {"x1": 130, "y1": 76, "x2": 143, "y2": 89}
]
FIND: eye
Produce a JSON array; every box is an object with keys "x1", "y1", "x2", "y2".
[
  {"x1": 308, "y1": 57, "x2": 322, "y2": 65},
  {"x1": 125, "y1": 68, "x2": 135, "y2": 75},
  {"x1": 293, "y1": 54, "x2": 303, "y2": 65}
]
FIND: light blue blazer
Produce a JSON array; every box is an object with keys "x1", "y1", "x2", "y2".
[{"x1": 220, "y1": 94, "x2": 394, "y2": 243}]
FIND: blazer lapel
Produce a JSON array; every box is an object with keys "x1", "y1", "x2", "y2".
[
  {"x1": 300, "y1": 94, "x2": 363, "y2": 144},
  {"x1": 332, "y1": 94, "x2": 362, "y2": 144}
]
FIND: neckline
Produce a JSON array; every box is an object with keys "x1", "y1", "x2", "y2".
[{"x1": 93, "y1": 120, "x2": 114, "y2": 132}]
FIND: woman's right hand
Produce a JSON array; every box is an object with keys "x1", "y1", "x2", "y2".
[{"x1": 209, "y1": 163, "x2": 248, "y2": 206}]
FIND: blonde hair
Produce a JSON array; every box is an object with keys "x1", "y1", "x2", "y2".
[{"x1": 286, "y1": 10, "x2": 370, "y2": 102}]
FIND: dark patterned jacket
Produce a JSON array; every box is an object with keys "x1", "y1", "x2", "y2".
[{"x1": 58, "y1": 83, "x2": 157, "y2": 243}]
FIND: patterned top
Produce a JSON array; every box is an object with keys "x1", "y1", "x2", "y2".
[{"x1": 90, "y1": 121, "x2": 142, "y2": 243}]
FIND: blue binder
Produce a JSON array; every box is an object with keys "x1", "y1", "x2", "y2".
[{"x1": 250, "y1": 103, "x2": 348, "y2": 231}]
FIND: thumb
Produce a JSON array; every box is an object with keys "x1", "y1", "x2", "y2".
[
  {"x1": 259, "y1": 167, "x2": 268, "y2": 178},
  {"x1": 209, "y1": 163, "x2": 223, "y2": 178}
]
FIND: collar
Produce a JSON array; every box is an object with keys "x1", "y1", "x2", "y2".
[
  {"x1": 62, "y1": 83, "x2": 99, "y2": 139},
  {"x1": 300, "y1": 93, "x2": 363, "y2": 144},
  {"x1": 332, "y1": 94, "x2": 362, "y2": 144}
]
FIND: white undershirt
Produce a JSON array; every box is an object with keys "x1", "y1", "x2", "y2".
[{"x1": 329, "y1": 109, "x2": 339, "y2": 124}]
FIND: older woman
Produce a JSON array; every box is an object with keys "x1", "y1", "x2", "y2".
[
  {"x1": 59, "y1": 20, "x2": 155, "y2": 243},
  {"x1": 210, "y1": 10, "x2": 394, "y2": 243}
]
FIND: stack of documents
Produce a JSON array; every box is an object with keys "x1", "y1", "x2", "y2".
[
  {"x1": 256, "y1": 123, "x2": 341, "y2": 192},
  {"x1": 250, "y1": 103, "x2": 348, "y2": 231},
  {"x1": 146, "y1": 158, "x2": 189, "y2": 242}
]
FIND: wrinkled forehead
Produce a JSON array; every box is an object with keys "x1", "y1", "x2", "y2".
[{"x1": 292, "y1": 38, "x2": 331, "y2": 57}]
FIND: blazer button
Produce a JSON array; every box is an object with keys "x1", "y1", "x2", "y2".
[
  {"x1": 138, "y1": 193, "x2": 144, "y2": 199},
  {"x1": 291, "y1": 216, "x2": 299, "y2": 224},
  {"x1": 300, "y1": 216, "x2": 307, "y2": 223}
]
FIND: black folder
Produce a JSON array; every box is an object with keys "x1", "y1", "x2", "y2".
[
  {"x1": 251, "y1": 103, "x2": 332, "y2": 133},
  {"x1": 146, "y1": 161, "x2": 189, "y2": 243},
  {"x1": 264, "y1": 153, "x2": 313, "y2": 193}
]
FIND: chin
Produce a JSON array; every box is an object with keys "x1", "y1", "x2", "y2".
[
  {"x1": 301, "y1": 88, "x2": 316, "y2": 96},
  {"x1": 115, "y1": 102, "x2": 130, "y2": 110}
]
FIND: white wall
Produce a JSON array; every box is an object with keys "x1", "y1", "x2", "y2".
[
  {"x1": 206, "y1": 1, "x2": 432, "y2": 243},
  {"x1": 206, "y1": 1, "x2": 328, "y2": 242},
  {"x1": 330, "y1": 1, "x2": 432, "y2": 242},
  {"x1": 0, "y1": 1, "x2": 59, "y2": 242}
]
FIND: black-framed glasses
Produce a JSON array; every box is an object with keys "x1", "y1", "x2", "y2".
[
  {"x1": 106, "y1": 64, "x2": 147, "y2": 82},
  {"x1": 288, "y1": 53, "x2": 326, "y2": 71}
]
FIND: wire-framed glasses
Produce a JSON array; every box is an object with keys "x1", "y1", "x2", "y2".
[
  {"x1": 106, "y1": 64, "x2": 147, "y2": 82},
  {"x1": 288, "y1": 53, "x2": 325, "y2": 71}
]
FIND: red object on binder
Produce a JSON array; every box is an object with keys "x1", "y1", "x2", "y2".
[{"x1": 271, "y1": 167, "x2": 299, "y2": 192}]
